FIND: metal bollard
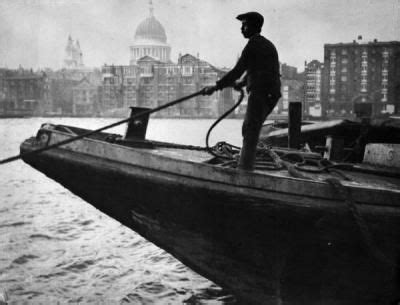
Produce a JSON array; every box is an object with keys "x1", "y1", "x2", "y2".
[{"x1": 124, "y1": 107, "x2": 151, "y2": 140}]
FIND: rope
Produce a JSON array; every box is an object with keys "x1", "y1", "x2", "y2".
[
  {"x1": 261, "y1": 147, "x2": 310, "y2": 178},
  {"x1": 206, "y1": 139, "x2": 398, "y2": 268},
  {"x1": 325, "y1": 177, "x2": 398, "y2": 269},
  {"x1": 0, "y1": 89, "x2": 206, "y2": 166},
  {"x1": 148, "y1": 140, "x2": 208, "y2": 151},
  {"x1": 294, "y1": 159, "x2": 353, "y2": 180},
  {"x1": 205, "y1": 88, "x2": 245, "y2": 159}
]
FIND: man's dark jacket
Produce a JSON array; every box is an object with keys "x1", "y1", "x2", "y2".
[{"x1": 216, "y1": 34, "x2": 281, "y2": 98}]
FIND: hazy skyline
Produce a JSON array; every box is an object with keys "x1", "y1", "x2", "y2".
[{"x1": 0, "y1": 0, "x2": 399, "y2": 71}]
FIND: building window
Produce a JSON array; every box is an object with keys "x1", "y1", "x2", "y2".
[
  {"x1": 361, "y1": 50, "x2": 368, "y2": 59},
  {"x1": 183, "y1": 66, "x2": 193, "y2": 76},
  {"x1": 386, "y1": 104, "x2": 395, "y2": 114},
  {"x1": 360, "y1": 83, "x2": 367, "y2": 92},
  {"x1": 382, "y1": 50, "x2": 389, "y2": 58}
]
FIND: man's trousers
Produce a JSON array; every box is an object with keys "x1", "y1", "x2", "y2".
[{"x1": 238, "y1": 89, "x2": 279, "y2": 170}]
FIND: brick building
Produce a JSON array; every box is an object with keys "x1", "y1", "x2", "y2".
[
  {"x1": 277, "y1": 79, "x2": 304, "y2": 115},
  {"x1": 0, "y1": 68, "x2": 50, "y2": 116},
  {"x1": 101, "y1": 65, "x2": 139, "y2": 116},
  {"x1": 304, "y1": 60, "x2": 323, "y2": 117},
  {"x1": 100, "y1": 53, "x2": 233, "y2": 118},
  {"x1": 273, "y1": 63, "x2": 304, "y2": 117},
  {"x1": 45, "y1": 67, "x2": 102, "y2": 116},
  {"x1": 280, "y1": 63, "x2": 301, "y2": 80},
  {"x1": 322, "y1": 39, "x2": 400, "y2": 118},
  {"x1": 72, "y1": 77, "x2": 99, "y2": 116}
]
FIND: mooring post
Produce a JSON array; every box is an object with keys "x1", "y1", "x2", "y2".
[
  {"x1": 124, "y1": 107, "x2": 151, "y2": 140},
  {"x1": 288, "y1": 102, "x2": 302, "y2": 149}
]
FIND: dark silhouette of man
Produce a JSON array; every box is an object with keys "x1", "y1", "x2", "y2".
[{"x1": 203, "y1": 11, "x2": 281, "y2": 171}]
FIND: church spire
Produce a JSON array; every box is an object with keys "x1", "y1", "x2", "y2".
[
  {"x1": 64, "y1": 35, "x2": 84, "y2": 68},
  {"x1": 66, "y1": 35, "x2": 73, "y2": 54},
  {"x1": 149, "y1": 0, "x2": 154, "y2": 16}
]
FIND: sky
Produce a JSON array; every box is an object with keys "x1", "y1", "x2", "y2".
[{"x1": 0, "y1": 0, "x2": 399, "y2": 71}]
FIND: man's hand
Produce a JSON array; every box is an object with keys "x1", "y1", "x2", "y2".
[
  {"x1": 202, "y1": 86, "x2": 217, "y2": 95},
  {"x1": 233, "y1": 80, "x2": 245, "y2": 91}
]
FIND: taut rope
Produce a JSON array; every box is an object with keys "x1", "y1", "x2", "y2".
[{"x1": 0, "y1": 89, "x2": 205, "y2": 166}]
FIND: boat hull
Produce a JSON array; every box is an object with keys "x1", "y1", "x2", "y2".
[{"x1": 21, "y1": 136, "x2": 400, "y2": 304}]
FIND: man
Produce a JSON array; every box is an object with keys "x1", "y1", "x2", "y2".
[{"x1": 203, "y1": 11, "x2": 281, "y2": 171}]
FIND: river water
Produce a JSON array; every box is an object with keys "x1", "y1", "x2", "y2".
[{"x1": 0, "y1": 117, "x2": 246, "y2": 304}]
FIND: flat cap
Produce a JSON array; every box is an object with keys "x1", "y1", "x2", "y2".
[{"x1": 236, "y1": 11, "x2": 264, "y2": 28}]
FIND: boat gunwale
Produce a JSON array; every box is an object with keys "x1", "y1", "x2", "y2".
[{"x1": 21, "y1": 128, "x2": 400, "y2": 210}]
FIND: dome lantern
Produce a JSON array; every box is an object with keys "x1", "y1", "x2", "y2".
[
  {"x1": 130, "y1": 0, "x2": 171, "y2": 65},
  {"x1": 134, "y1": 0, "x2": 167, "y2": 44}
]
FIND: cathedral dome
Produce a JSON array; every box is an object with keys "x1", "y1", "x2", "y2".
[{"x1": 134, "y1": 15, "x2": 167, "y2": 43}]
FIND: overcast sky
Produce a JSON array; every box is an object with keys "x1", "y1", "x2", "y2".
[{"x1": 0, "y1": 0, "x2": 399, "y2": 71}]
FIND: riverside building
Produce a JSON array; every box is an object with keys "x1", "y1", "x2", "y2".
[
  {"x1": 322, "y1": 38, "x2": 400, "y2": 118},
  {"x1": 304, "y1": 60, "x2": 323, "y2": 118},
  {"x1": 0, "y1": 68, "x2": 50, "y2": 116}
]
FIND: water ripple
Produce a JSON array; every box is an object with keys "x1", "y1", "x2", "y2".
[
  {"x1": 121, "y1": 293, "x2": 147, "y2": 304},
  {"x1": 78, "y1": 219, "x2": 94, "y2": 226},
  {"x1": 37, "y1": 271, "x2": 67, "y2": 279},
  {"x1": 62, "y1": 259, "x2": 97, "y2": 273},
  {"x1": 13, "y1": 290, "x2": 43, "y2": 300},
  {"x1": 136, "y1": 281, "x2": 168, "y2": 295},
  {"x1": 0, "y1": 221, "x2": 30, "y2": 229},
  {"x1": 12, "y1": 254, "x2": 39, "y2": 265},
  {"x1": 29, "y1": 233, "x2": 59, "y2": 241}
]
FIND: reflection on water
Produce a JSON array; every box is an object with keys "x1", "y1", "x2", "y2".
[{"x1": 0, "y1": 117, "x2": 243, "y2": 304}]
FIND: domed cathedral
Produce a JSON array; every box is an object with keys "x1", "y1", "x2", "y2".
[{"x1": 129, "y1": 0, "x2": 171, "y2": 65}]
